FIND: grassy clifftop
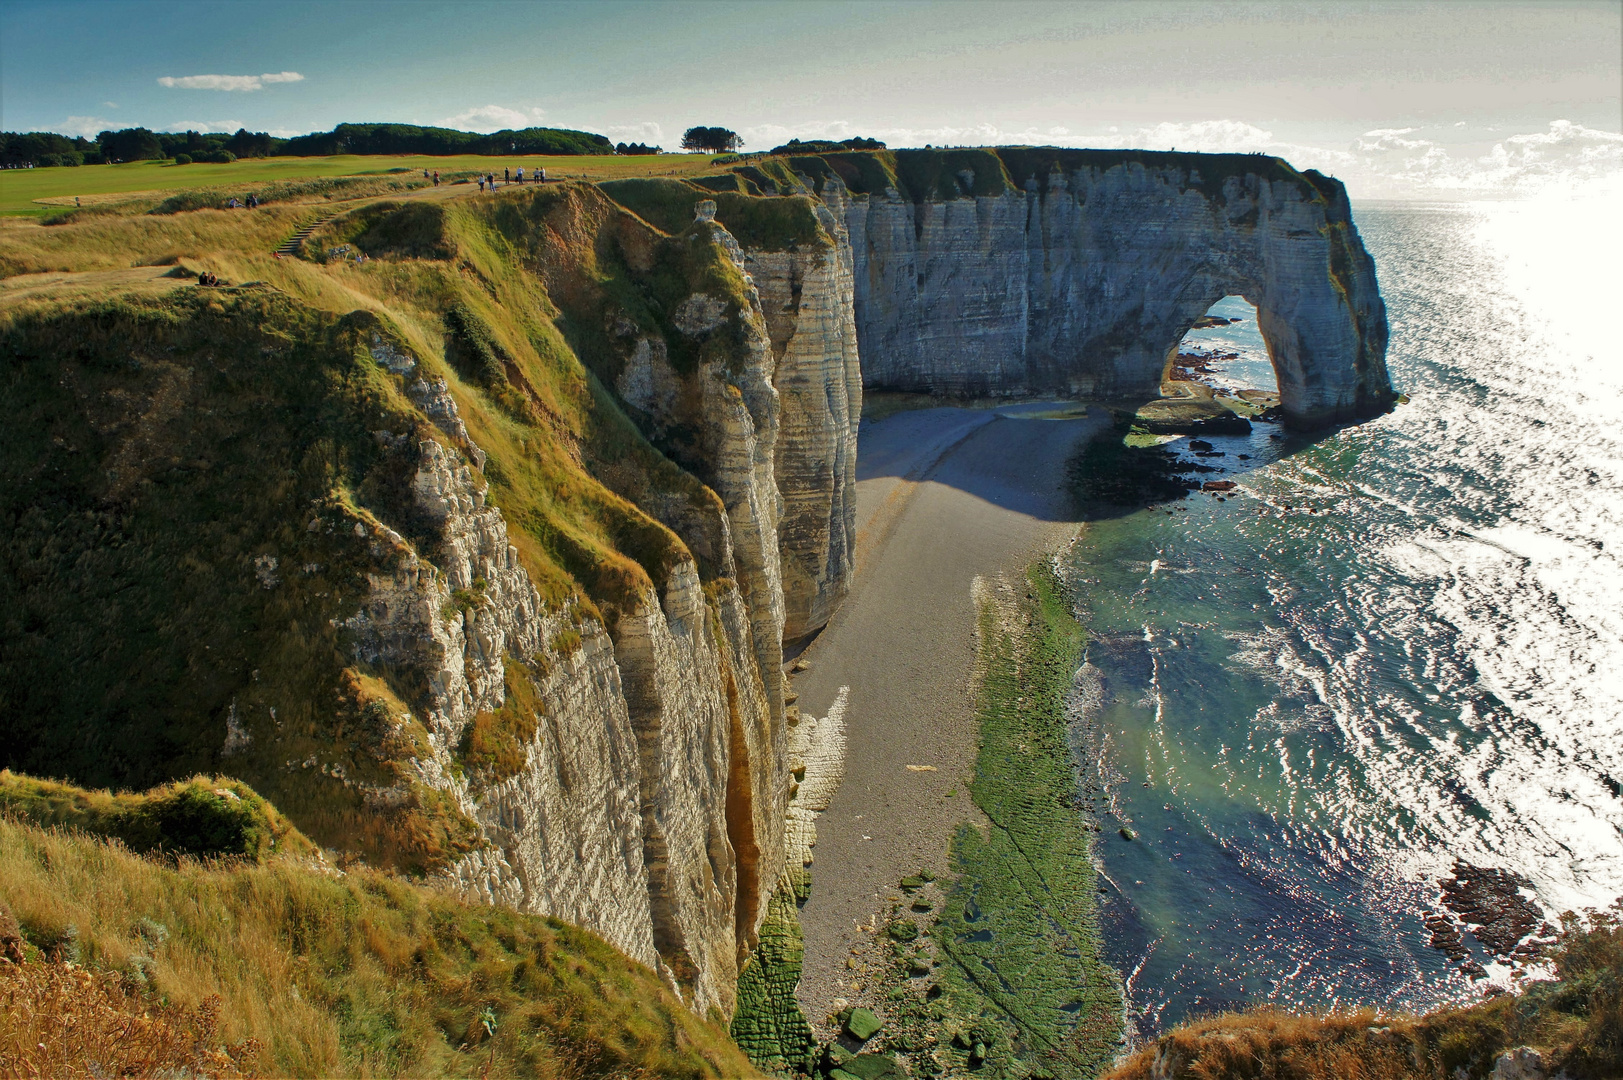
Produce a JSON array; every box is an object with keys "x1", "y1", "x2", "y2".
[
  {"x1": 768, "y1": 146, "x2": 1334, "y2": 205},
  {"x1": 0, "y1": 179, "x2": 806, "y2": 873},
  {"x1": 0, "y1": 793, "x2": 758, "y2": 1077}
]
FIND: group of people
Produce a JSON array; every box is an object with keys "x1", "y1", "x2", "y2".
[
  {"x1": 196, "y1": 271, "x2": 222, "y2": 286},
  {"x1": 225, "y1": 194, "x2": 260, "y2": 209},
  {"x1": 476, "y1": 165, "x2": 548, "y2": 193}
]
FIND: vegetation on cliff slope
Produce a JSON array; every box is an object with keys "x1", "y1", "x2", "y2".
[
  {"x1": 598, "y1": 176, "x2": 829, "y2": 250},
  {"x1": 775, "y1": 146, "x2": 1338, "y2": 206},
  {"x1": 0, "y1": 795, "x2": 758, "y2": 1078},
  {"x1": 0, "y1": 770, "x2": 315, "y2": 861},
  {"x1": 1102, "y1": 903, "x2": 1623, "y2": 1080},
  {"x1": 0, "y1": 181, "x2": 780, "y2": 872}
]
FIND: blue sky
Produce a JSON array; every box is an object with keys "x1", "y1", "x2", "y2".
[{"x1": 5, "y1": 0, "x2": 1619, "y2": 198}]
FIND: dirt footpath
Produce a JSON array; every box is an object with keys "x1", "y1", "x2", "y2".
[{"x1": 788, "y1": 400, "x2": 1110, "y2": 1031}]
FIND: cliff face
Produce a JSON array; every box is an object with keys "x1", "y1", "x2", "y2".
[
  {"x1": 794, "y1": 149, "x2": 1391, "y2": 428},
  {"x1": 745, "y1": 193, "x2": 862, "y2": 645},
  {"x1": 0, "y1": 187, "x2": 806, "y2": 1019}
]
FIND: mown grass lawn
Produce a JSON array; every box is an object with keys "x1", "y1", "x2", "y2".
[{"x1": 0, "y1": 153, "x2": 725, "y2": 216}]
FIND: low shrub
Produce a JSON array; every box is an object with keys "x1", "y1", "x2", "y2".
[
  {"x1": 0, "y1": 770, "x2": 314, "y2": 862},
  {"x1": 0, "y1": 958, "x2": 258, "y2": 1077},
  {"x1": 172, "y1": 153, "x2": 193, "y2": 165}
]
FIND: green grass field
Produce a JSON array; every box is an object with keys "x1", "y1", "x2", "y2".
[{"x1": 0, "y1": 153, "x2": 727, "y2": 216}]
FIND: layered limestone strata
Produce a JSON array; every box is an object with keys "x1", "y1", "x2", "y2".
[
  {"x1": 810, "y1": 154, "x2": 1391, "y2": 427},
  {"x1": 345, "y1": 301, "x2": 790, "y2": 1014},
  {"x1": 744, "y1": 191, "x2": 862, "y2": 644},
  {"x1": 341, "y1": 431, "x2": 659, "y2": 972}
]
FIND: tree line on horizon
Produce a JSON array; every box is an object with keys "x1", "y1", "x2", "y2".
[
  {"x1": 1, "y1": 122, "x2": 612, "y2": 168},
  {"x1": 3, "y1": 121, "x2": 891, "y2": 169}
]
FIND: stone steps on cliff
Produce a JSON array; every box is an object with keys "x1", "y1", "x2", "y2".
[{"x1": 273, "y1": 213, "x2": 339, "y2": 256}]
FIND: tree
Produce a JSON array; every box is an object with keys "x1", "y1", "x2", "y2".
[
  {"x1": 680, "y1": 126, "x2": 741, "y2": 154},
  {"x1": 226, "y1": 128, "x2": 278, "y2": 158},
  {"x1": 1, "y1": 131, "x2": 97, "y2": 166},
  {"x1": 97, "y1": 128, "x2": 163, "y2": 163}
]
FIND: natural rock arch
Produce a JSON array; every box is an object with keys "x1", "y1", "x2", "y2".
[{"x1": 810, "y1": 149, "x2": 1393, "y2": 428}]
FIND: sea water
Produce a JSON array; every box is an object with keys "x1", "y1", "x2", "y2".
[{"x1": 1069, "y1": 197, "x2": 1623, "y2": 1036}]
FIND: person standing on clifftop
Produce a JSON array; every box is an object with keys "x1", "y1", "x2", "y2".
[
  {"x1": 504, "y1": 167, "x2": 510, "y2": 183},
  {"x1": 516, "y1": 166, "x2": 524, "y2": 183},
  {"x1": 478, "y1": 177, "x2": 485, "y2": 193}
]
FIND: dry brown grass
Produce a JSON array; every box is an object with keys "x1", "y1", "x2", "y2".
[
  {"x1": 1102, "y1": 1008, "x2": 1438, "y2": 1080},
  {"x1": 0, "y1": 960, "x2": 259, "y2": 1078},
  {"x1": 0, "y1": 208, "x2": 303, "y2": 277},
  {"x1": 1101, "y1": 905, "x2": 1623, "y2": 1080},
  {"x1": 0, "y1": 815, "x2": 759, "y2": 1078}
]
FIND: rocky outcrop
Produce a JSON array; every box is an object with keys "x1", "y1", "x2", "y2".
[
  {"x1": 744, "y1": 191, "x2": 862, "y2": 644},
  {"x1": 346, "y1": 307, "x2": 792, "y2": 1014},
  {"x1": 804, "y1": 150, "x2": 1391, "y2": 428},
  {"x1": 614, "y1": 565, "x2": 739, "y2": 1013},
  {"x1": 1, "y1": 155, "x2": 1392, "y2": 1040},
  {"x1": 342, "y1": 431, "x2": 659, "y2": 971}
]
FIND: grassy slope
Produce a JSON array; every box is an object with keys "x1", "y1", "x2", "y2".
[
  {"x1": 0, "y1": 182, "x2": 764, "y2": 871},
  {"x1": 776, "y1": 146, "x2": 1323, "y2": 205},
  {"x1": 0, "y1": 153, "x2": 730, "y2": 217},
  {"x1": 597, "y1": 177, "x2": 830, "y2": 251},
  {"x1": 1101, "y1": 903, "x2": 1623, "y2": 1080},
  {"x1": 0, "y1": 769, "x2": 316, "y2": 862},
  {"x1": 0, "y1": 809, "x2": 759, "y2": 1078}
]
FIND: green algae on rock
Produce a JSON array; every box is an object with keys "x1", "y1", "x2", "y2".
[
  {"x1": 932, "y1": 563, "x2": 1125, "y2": 1078},
  {"x1": 730, "y1": 884, "x2": 818, "y2": 1076}
]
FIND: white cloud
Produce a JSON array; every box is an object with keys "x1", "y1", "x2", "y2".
[
  {"x1": 1135, "y1": 120, "x2": 1277, "y2": 154},
  {"x1": 1346, "y1": 120, "x2": 1623, "y2": 197},
  {"x1": 101, "y1": 101, "x2": 118, "y2": 109},
  {"x1": 60, "y1": 115, "x2": 114, "y2": 138},
  {"x1": 164, "y1": 120, "x2": 245, "y2": 134},
  {"x1": 441, "y1": 105, "x2": 546, "y2": 132},
  {"x1": 157, "y1": 72, "x2": 304, "y2": 92},
  {"x1": 604, "y1": 122, "x2": 664, "y2": 145}
]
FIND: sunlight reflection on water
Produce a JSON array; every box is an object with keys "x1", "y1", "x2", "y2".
[{"x1": 1072, "y1": 195, "x2": 1623, "y2": 1035}]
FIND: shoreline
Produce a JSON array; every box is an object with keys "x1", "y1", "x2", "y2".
[{"x1": 783, "y1": 399, "x2": 1116, "y2": 1065}]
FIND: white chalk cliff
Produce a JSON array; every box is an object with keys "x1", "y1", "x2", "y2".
[
  {"x1": 338, "y1": 153, "x2": 1393, "y2": 1020},
  {"x1": 788, "y1": 149, "x2": 1391, "y2": 429}
]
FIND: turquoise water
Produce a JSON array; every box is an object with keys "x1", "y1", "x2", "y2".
[{"x1": 1070, "y1": 198, "x2": 1623, "y2": 1035}]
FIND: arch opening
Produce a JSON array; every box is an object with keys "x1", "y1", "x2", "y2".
[
  {"x1": 1159, "y1": 294, "x2": 1285, "y2": 422},
  {"x1": 1167, "y1": 296, "x2": 1276, "y2": 393}
]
